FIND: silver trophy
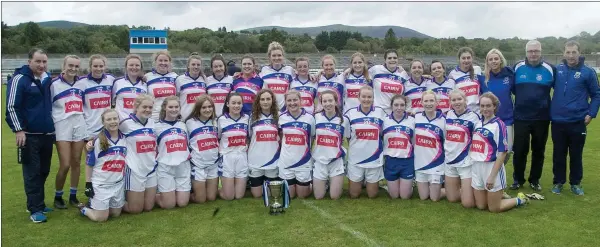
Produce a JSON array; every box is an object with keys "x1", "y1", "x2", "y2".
[{"x1": 264, "y1": 180, "x2": 289, "y2": 215}]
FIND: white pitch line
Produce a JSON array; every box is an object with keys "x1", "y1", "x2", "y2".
[{"x1": 302, "y1": 200, "x2": 382, "y2": 247}]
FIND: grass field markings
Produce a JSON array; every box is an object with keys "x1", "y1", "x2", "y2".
[{"x1": 302, "y1": 200, "x2": 383, "y2": 247}]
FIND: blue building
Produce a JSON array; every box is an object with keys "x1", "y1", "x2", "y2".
[{"x1": 129, "y1": 29, "x2": 168, "y2": 53}]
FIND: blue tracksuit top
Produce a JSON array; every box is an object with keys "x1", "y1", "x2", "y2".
[
  {"x1": 485, "y1": 66, "x2": 515, "y2": 126},
  {"x1": 513, "y1": 59, "x2": 555, "y2": 121}
]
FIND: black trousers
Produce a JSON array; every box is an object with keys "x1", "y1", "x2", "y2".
[
  {"x1": 551, "y1": 121, "x2": 587, "y2": 185},
  {"x1": 512, "y1": 120, "x2": 549, "y2": 185},
  {"x1": 21, "y1": 134, "x2": 55, "y2": 214}
]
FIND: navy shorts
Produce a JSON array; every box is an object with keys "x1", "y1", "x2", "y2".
[{"x1": 384, "y1": 156, "x2": 415, "y2": 181}]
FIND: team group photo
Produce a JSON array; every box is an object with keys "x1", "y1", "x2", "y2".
[{"x1": 2, "y1": 1, "x2": 600, "y2": 246}]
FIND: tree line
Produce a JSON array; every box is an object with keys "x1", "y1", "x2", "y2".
[{"x1": 2, "y1": 21, "x2": 599, "y2": 61}]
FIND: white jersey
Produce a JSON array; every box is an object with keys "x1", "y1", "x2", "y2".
[
  {"x1": 414, "y1": 110, "x2": 446, "y2": 174},
  {"x1": 260, "y1": 65, "x2": 295, "y2": 110},
  {"x1": 404, "y1": 77, "x2": 431, "y2": 115},
  {"x1": 145, "y1": 70, "x2": 178, "y2": 121},
  {"x1": 427, "y1": 77, "x2": 456, "y2": 113},
  {"x1": 155, "y1": 120, "x2": 189, "y2": 166},
  {"x1": 50, "y1": 75, "x2": 86, "y2": 123},
  {"x1": 248, "y1": 113, "x2": 280, "y2": 170},
  {"x1": 344, "y1": 73, "x2": 371, "y2": 113},
  {"x1": 312, "y1": 112, "x2": 346, "y2": 165},
  {"x1": 81, "y1": 74, "x2": 115, "y2": 137},
  {"x1": 217, "y1": 113, "x2": 250, "y2": 154},
  {"x1": 445, "y1": 109, "x2": 479, "y2": 167},
  {"x1": 278, "y1": 109, "x2": 315, "y2": 171},
  {"x1": 176, "y1": 72, "x2": 207, "y2": 120},
  {"x1": 469, "y1": 117, "x2": 508, "y2": 162},
  {"x1": 186, "y1": 118, "x2": 219, "y2": 168},
  {"x1": 112, "y1": 76, "x2": 147, "y2": 121},
  {"x1": 289, "y1": 77, "x2": 317, "y2": 114},
  {"x1": 382, "y1": 113, "x2": 415, "y2": 159},
  {"x1": 206, "y1": 75, "x2": 233, "y2": 116},
  {"x1": 315, "y1": 73, "x2": 346, "y2": 113},
  {"x1": 344, "y1": 106, "x2": 386, "y2": 168},
  {"x1": 448, "y1": 66, "x2": 482, "y2": 113},
  {"x1": 120, "y1": 114, "x2": 157, "y2": 176},
  {"x1": 369, "y1": 65, "x2": 410, "y2": 113},
  {"x1": 86, "y1": 130, "x2": 127, "y2": 185}
]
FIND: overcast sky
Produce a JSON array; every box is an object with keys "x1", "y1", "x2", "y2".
[{"x1": 2, "y1": 1, "x2": 599, "y2": 39}]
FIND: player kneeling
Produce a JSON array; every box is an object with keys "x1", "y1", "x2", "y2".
[{"x1": 81, "y1": 109, "x2": 126, "y2": 222}]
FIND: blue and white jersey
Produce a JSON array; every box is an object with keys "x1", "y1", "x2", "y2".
[
  {"x1": 86, "y1": 130, "x2": 127, "y2": 185},
  {"x1": 469, "y1": 116, "x2": 508, "y2": 162},
  {"x1": 81, "y1": 74, "x2": 115, "y2": 138},
  {"x1": 312, "y1": 112, "x2": 346, "y2": 165},
  {"x1": 145, "y1": 70, "x2": 178, "y2": 121},
  {"x1": 260, "y1": 65, "x2": 295, "y2": 109},
  {"x1": 382, "y1": 113, "x2": 415, "y2": 159},
  {"x1": 289, "y1": 76, "x2": 317, "y2": 114},
  {"x1": 112, "y1": 75, "x2": 147, "y2": 121},
  {"x1": 50, "y1": 74, "x2": 86, "y2": 123},
  {"x1": 232, "y1": 73, "x2": 264, "y2": 115},
  {"x1": 176, "y1": 72, "x2": 207, "y2": 120},
  {"x1": 206, "y1": 75, "x2": 233, "y2": 116},
  {"x1": 404, "y1": 77, "x2": 431, "y2": 115},
  {"x1": 344, "y1": 106, "x2": 386, "y2": 168},
  {"x1": 120, "y1": 114, "x2": 157, "y2": 176},
  {"x1": 414, "y1": 110, "x2": 446, "y2": 175},
  {"x1": 315, "y1": 73, "x2": 345, "y2": 113},
  {"x1": 155, "y1": 120, "x2": 189, "y2": 166},
  {"x1": 344, "y1": 73, "x2": 371, "y2": 113},
  {"x1": 428, "y1": 77, "x2": 456, "y2": 113},
  {"x1": 448, "y1": 66, "x2": 483, "y2": 113},
  {"x1": 278, "y1": 109, "x2": 315, "y2": 171},
  {"x1": 444, "y1": 109, "x2": 479, "y2": 167},
  {"x1": 217, "y1": 113, "x2": 250, "y2": 154},
  {"x1": 248, "y1": 113, "x2": 280, "y2": 170},
  {"x1": 186, "y1": 118, "x2": 219, "y2": 168},
  {"x1": 369, "y1": 64, "x2": 410, "y2": 113}
]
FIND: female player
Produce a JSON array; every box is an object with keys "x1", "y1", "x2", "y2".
[
  {"x1": 483, "y1": 49, "x2": 515, "y2": 164},
  {"x1": 315, "y1": 54, "x2": 345, "y2": 113},
  {"x1": 404, "y1": 60, "x2": 432, "y2": 115},
  {"x1": 80, "y1": 109, "x2": 125, "y2": 222},
  {"x1": 206, "y1": 55, "x2": 233, "y2": 116},
  {"x1": 427, "y1": 60, "x2": 456, "y2": 113},
  {"x1": 289, "y1": 57, "x2": 317, "y2": 114},
  {"x1": 312, "y1": 90, "x2": 346, "y2": 200},
  {"x1": 344, "y1": 52, "x2": 372, "y2": 113},
  {"x1": 444, "y1": 89, "x2": 479, "y2": 208},
  {"x1": 112, "y1": 54, "x2": 147, "y2": 121},
  {"x1": 278, "y1": 90, "x2": 315, "y2": 199},
  {"x1": 260, "y1": 41, "x2": 295, "y2": 110},
  {"x1": 186, "y1": 95, "x2": 219, "y2": 203},
  {"x1": 470, "y1": 92, "x2": 528, "y2": 212},
  {"x1": 82, "y1": 54, "x2": 115, "y2": 141},
  {"x1": 382, "y1": 94, "x2": 415, "y2": 199},
  {"x1": 176, "y1": 53, "x2": 207, "y2": 120},
  {"x1": 145, "y1": 51, "x2": 178, "y2": 122},
  {"x1": 217, "y1": 92, "x2": 250, "y2": 200},
  {"x1": 50, "y1": 55, "x2": 86, "y2": 209},
  {"x1": 369, "y1": 49, "x2": 410, "y2": 114},
  {"x1": 448, "y1": 47, "x2": 486, "y2": 113},
  {"x1": 414, "y1": 91, "x2": 446, "y2": 201},
  {"x1": 120, "y1": 94, "x2": 157, "y2": 214},
  {"x1": 232, "y1": 54, "x2": 264, "y2": 115},
  {"x1": 344, "y1": 86, "x2": 386, "y2": 199},
  {"x1": 248, "y1": 89, "x2": 281, "y2": 198},
  {"x1": 154, "y1": 96, "x2": 191, "y2": 209}
]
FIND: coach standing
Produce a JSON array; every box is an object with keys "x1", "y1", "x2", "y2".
[
  {"x1": 550, "y1": 41, "x2": 600, "y2": 196},
  {"x1": 5, "y1": 48, "x2": 56, "y2": 223},
  {"x1": 511, "y1": 40, "x2": 555, "y2": 191}
]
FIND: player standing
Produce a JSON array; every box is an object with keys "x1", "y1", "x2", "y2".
[
  {"x1": 315, "y1": 55, "x2": 345, "y2": 113},
  {"x1": 176, "y1": 53, "x2": 207, "y2": 120},
  {"x1": 369, "y1": 50, "x2": 410, "y2": 114},
  {"x1": 145, "y1": 51, "x2": 178, "y2": 122},
  {"x1": 206, "y1": 55, "x2": 233, "y2": 116},
  {"x1": 427, "y1": 60, "x2": 455, "y2": 113},
  {"x1": 289, "y1": 57, "x2": 317, "y2": 114},
  {"x1": 260, "y1": 42, "x2": 295, "y2": 110},
  {"x1": 404, "y1": 60, "x2": 432, "y2": 115},
  {"x1": 232, "y1": 55, "x2": 264, "y2": 115},
  {"x1": 82, "y1": 54, "x2": 115, "y2": 141},
  {"x1": 112, "y1": 54, "x2": 147, "y2": 121},
  {"x1": 449, "y1": 47, "x2": 486, "y2": 113},
  {"x1": 344, "y1": 52, "x2": 372, "y2": 113}
]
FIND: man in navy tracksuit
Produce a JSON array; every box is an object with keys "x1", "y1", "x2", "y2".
[
  {"x1": 511, "y1": 40, "x2": 555, "y2": 191},
  {"x1": 5, "y1": 48, "x2": 56, "y2": 223},
  {"x1": 550, "y1": 41, "x2": 600, "y2": 196}
]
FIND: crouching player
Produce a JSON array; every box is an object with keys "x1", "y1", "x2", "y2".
[{"x1": 81, "y1": 109, "x2": 125, "y2": 222}]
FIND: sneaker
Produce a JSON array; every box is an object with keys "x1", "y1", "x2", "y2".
[
  {"x1": 516, "y1": 192, "x2": 529, "y2": 206},
  {"x1": 26, "y1": 207, "x2": 53, "y2": 214},
  {"x1": 29, "y1": 212, "x2": 47, "y2": 223},
  {"x1": 54, "y1": 197, "x2": 67, "y2": 209},
  {"x1": 570, "y1": 185, "x2": 584, "y2": 196},
  {"x1": 69, "y1": 196, "x2": 81, "y2": 207},
  {"x1": 509, "y1": 182, "x2": 521, "y2": 190},
  {"x1": 551, "y1": 184, "x2": 563, "y2": 194},
  {"x1": 530, "y1": 183, "x2": 542, "y2": 192}
]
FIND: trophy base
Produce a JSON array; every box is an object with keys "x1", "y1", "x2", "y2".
[{"x1": 269, "y1": 207, "x2": 285, "y2": 215}]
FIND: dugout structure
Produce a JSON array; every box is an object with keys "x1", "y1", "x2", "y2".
[{"x1": 129, "y1": 29, "x2": 168, "y2": 54}]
